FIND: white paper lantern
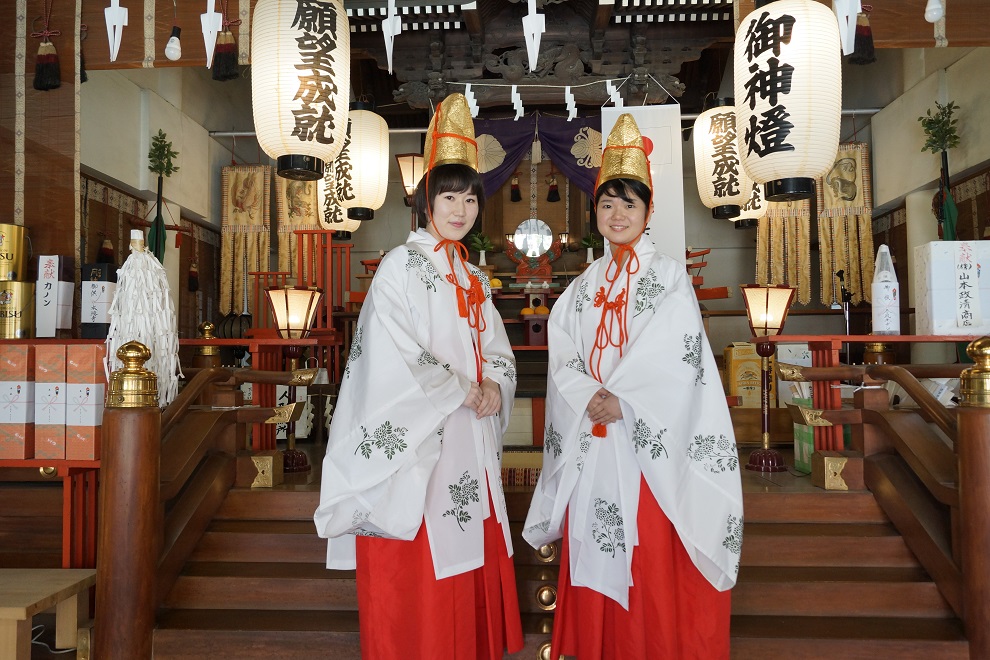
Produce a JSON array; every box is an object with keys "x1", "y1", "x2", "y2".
[
  {"x1": 251, "y1": 0, "x2": 350, "y2": 181},
  {"x1": 341, "y1": 108, "x2": 390, "y2": 220},
  {"x1": 693, "y1": 104, "x2": 756, "y2": 220},
  {"x1": 733, "y1": 181, "x2": 766, "y2": 229},
  {"x1": 733, "y1": 0, "x2": 841, "y2": 201},
  {"x1": 320, "y1": 155, "x2": 361, "y2": 237}
]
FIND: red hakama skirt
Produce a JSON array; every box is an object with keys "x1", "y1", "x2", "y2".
[
  {"x1": 355, "y1": 494, "x2": 524, "y2": 659},
  {"x1": 550, "y1": 476, "x2": 732, "y2": 659}
]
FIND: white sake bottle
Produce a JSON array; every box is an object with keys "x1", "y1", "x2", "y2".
[{"x1": 871, "y1": 244, "x2": 900, "y2": 335}]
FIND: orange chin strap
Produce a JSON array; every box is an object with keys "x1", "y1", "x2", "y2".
[{"x1": 588, "y1": 240, "x2": 641, "y2": 438}]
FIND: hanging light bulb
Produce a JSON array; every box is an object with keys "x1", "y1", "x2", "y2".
[
  {"x1": 164, "y1": 25, "x2": 182, "y2": 61},
  {"x1": 924, "y1": 0, "x2": 944, "y2": 22}
]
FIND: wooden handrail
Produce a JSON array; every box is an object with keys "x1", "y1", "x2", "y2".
[{"x1": 162, "y1": 367, "x2": 233, "y2": 435}]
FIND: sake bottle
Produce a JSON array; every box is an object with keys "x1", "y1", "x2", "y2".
[{"x1": 871, "y1": 244, "x2": 900, "y2": 335}]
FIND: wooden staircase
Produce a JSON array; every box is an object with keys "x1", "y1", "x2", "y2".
[{"x1": 150, "y1": 472, "x2": 969, "y2": 659}]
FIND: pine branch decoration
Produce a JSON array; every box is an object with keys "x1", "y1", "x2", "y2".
[{"x1": 148, "y1": 129, "x2": 180, "y2": 177}]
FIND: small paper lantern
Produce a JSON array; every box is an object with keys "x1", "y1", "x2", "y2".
[
  {"x1": 320, "y1": 157, "x2": 361, "y2": 237},
  {"x1": 734, "y1": 0, "x2": 841, "y2": 201},
  {"x1": 251, "y1": 0, "x2": 350, "y2": 181},
  {"x1": 733, "y1": 181, "x2": 766, "y2": 229},
  {"x1": 341, "y1": 107, "x2": 390, "y2": 221},
  {"x1": 395, "y1": 153, "x2": 425, "y2": 204},
  {"x1": 693, "y1": 103, "x2": 756, "y2": 220},
  {"x1": 266, "y1": 286, "x2": 324, "y2": 338}
]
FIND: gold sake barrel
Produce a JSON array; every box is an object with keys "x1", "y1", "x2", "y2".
[
  {"x1": 0, "y1": 224, "x2": 28, "y2": 281},
  {"x1": 0, "y1": 281, "x2": 35, "y2": 338}
]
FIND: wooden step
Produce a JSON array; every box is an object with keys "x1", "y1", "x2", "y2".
[
  {"x1": 215, "y1": 489, "x2": 319, "y2": 521},
  {"x1": 733, "y1": 567, "x2": 955, "y2": 618},
  {"x1": 155, "y1": 609, "x2": 553, "y2": 659},
  {"x1": 190, "y1": 520, "x2": 326, "y2": 563},
  {"x1": 744, "y1": 491, "x2": 888, "y2": 524},
  {"x1": 163, "y1": 562, "x2": 357, "y2": 610},
  {"x1": 730, "y1": 615, "x2": 968, "y2": 659},
  {"x1": 741, "y1": 522, "x2": 918, "y2": 568}
]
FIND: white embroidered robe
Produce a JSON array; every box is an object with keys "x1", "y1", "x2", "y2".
[
  {"x1": 314, "y1": 230, "x2": 517, "y2": 580},
  {"x1": 523, "y1": 238, "x2": 744, "y2": 608}
]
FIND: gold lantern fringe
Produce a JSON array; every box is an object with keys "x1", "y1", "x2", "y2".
[
  {"x1": 817, "y1": 143, "x2": 875, "y2": 306},
  {"x1": 757, "y1": 200, "x2": 812, "y2": 305},
  {"x1": 220, "y1": 165, "x2": 272, "y2": 315}
]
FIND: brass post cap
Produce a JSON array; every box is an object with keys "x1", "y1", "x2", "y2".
[
  {"x1": 960, "y1": 336, "x2": 990, "y2": 408},
  {"x1": 863, "y1": 342, "x2": 892, "y2": 352},
  {"x1": 197, "y1": 321, "x2": 220, "y2": 355},
  {"x1": 106, "y1": 340, "x2": 159, "y2": 408}
]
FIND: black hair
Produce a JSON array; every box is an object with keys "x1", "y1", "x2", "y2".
[
  {"x1": 413, "y1": 163, "x2": 486, "y2": 228},
  {"x1": 594, "y1": 177, "x2": 652, "y2": 209}
]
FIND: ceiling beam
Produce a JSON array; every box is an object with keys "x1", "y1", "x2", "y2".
[{"x1": 737, "y1": 0, "x2": 990, "y2": 48}]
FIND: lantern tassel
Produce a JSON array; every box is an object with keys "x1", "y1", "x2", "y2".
[
  {"x1": 33, "y1": 40, "x2": 62, "y2": 91},
  {"x1": 849, "y1": 9, "x2": 876, "y2": 65},
  {"x1": 212, "y1": 30, "x2": 239, "y2": 82},
  {"x1": 105, "y1": 230, "x2": 183, "y2": 407},
  {"x1": 188, "y1": 262, "x2": 200, "y2": 292},
  {"x1": 97, "y1": 238, "x2": 116, "y2": 264}
]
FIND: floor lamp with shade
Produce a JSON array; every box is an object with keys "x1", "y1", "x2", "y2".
[
  {"x1": 740, "y1": 284, "x2": 796, "y2": 472},
  {"x1": 266, "y1": 285, "x2": 325, "y2": 472}
]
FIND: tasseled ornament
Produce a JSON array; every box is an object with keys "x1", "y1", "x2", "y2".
[
  {"x1": 849, "y1": 9, "x2": 876, "y2": 65},
  {"x1": 33, "y1": 40, "x2": 61, "y2": 91},
  {"x1": 97, "y1": 238, "x2": 115, "y2": 264},
  {"x1": 80, "y1": 25, "x2": 88, "y2": 83},
  {"x1": 592, "y1": 423, "x2": 607, "y2": 438},
  {"x1": 188, "y1": 262, "x2": 200, "y2": 292},
  {"x1": 510, "y1": 175, "x2": 521, "y2": 202},
  {"x1": 211, "y1": 30, "x2": 239, "y2": 82},
  {"x1": 547, "y1": 175, "x2": 561, "y2": 202},
  {"x1": 105, "y1": 229, "x2": 183, "y2": 407}
]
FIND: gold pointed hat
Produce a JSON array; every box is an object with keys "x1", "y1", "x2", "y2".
[
  {"x1": 423, "y1": 93, "x2": 478, "y2": 172},
  {"x1": 597, "y1": 113, "x2": 651, "y2": 191}
]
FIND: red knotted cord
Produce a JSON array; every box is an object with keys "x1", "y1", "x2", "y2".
[{"x1": 31, "y1": 0, "x2": 61, "y2": 40}]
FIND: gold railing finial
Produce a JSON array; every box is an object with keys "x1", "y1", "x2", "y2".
[
  {"x1": 197, "y1": 321, "x2": 220, "y2": 356},
  {"x1": 106, "y1": 341, "x2": 159, "y2": 408},
  {"x1": 959, "y1": 336, "x2": 990, "y2": 408}
]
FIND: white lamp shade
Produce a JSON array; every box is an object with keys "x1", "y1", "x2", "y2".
[
  {"x1": 341, "y1": 110, "x2": 390, "y2": 213},
  {"x1": 693, "y1": 106, "x2": 756, "y2": 213},
  {"x1": 251, "y1": 0, "x2": 350, "y2": 178},
  {"x1": 741, "y1": 284, "x2": 796, "y2": 337},
  {"x1": 266, "y1": 286, "x2": 325, "y2": 338},
  {"x1": 395, "y1": 153, "x2": 425, "y2": 197},
  {"x1": 733, "y1": 0, "x2": 841, "y2": 185}
]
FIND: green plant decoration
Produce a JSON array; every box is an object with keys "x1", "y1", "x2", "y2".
[
  {"x1": 580, "y1": 233, "x2": 603, "y2": 249},
  {"x1": 468, "y1": 232, "x2": 495, "y2": 253},
  {"x1": 147, "y1": 129, "x2": 180, "y2": 263},
  {"x1": 918, "y1": 101, "x2": 960, "y2": 240}
]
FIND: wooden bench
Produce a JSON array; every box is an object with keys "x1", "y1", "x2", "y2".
[{"x1": 0, "y1": 568, "x2": 96, "y2": 659}]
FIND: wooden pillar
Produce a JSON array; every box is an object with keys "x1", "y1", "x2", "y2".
[
  {"x1": 95, "y1": 342, "x2": 161, "y2": 660},
  {"x1": 957, "y1": 337, "x2": 990, "y2": 660}
]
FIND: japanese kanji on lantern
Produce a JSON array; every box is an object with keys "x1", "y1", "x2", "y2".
[
  {"x1": 733, "y1": 0, "x2": 841, "y2": 202},
  {"x1": 251, "y1": 0, "x2": 351, "y2": 181},
  {"x1": 693, "y1": 101, "x2": 757, "y2": 220}
]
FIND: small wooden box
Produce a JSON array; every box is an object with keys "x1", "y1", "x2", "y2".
[
  {"x1": 524, "y1": 315, "x2": 549, "y2": 346},
  {"x1": 811, "y1": 450, "x2": 864, "y2": 491},
  {"x1": 236, "y1": 450, "x2": 284, "y2": 488}
]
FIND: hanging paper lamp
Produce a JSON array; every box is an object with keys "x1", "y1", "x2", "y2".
[
  {"x1": 732, "y1": 180, "x2": 766, "y2": 229},
  {"x1": 734, "y1": 0, "x2": 841, "y2": 201},
  {"x1": 341, "y1": 103, "x2": 390, "y2": 221},
  {"x1": 693, "y1": 101, "x2": 756, "y2": 220},
  {"x1": 251, "y1": 0, "x2": 350, "y2": 181},
  {"x1": 320, "y1": 152, "x2": 361, "y2": 238}
]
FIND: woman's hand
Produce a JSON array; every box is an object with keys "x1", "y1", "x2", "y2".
[
  {"x1": 464, "y1": 378, "x2": 502, "y2": 418},
  {"x1": 586, "y1": 388, "x2": 623, "y2": 426}
]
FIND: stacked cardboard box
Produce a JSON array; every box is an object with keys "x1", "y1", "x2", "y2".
[
  {"x1": 915, "y1": 240, "x2": 990, "y2": 335},
  {"x1": 35, "y1": 255, "x2": 74, "y2": 337},
  {"x1": 723, "y1": 342, "x2": 775, "y2": 408},
  {"x1": 34, "y1": 345, "x2": 67, "y2": 459},
  {"x1": 0, "y1": 345, "x2": 35, "y2": 458},
  {"x1": 65, "y1": 344, "x2": 107, "y2": 460}
]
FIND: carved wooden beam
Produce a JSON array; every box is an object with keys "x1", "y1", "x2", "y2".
[{"x1": 737, "y1": 0, "x2": 990, "y2": 48}]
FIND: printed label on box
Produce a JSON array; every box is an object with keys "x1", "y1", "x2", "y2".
[
  {"x1": 0, "y1": 425, "x2": 35, "y2": 459},
  {"x1": 0, "y1": 345, "x2": 35, "y2": 381},
  {"x1": 34, "y1": 383, "x2": 66, "y2": 425},
  {"x1": 67, "y1": 345, "x2": 107, "y2": 385},
  {"x1": 35, "y1": 345, "x2": 67, "y2": 382},
  {"x1": 915, "y1": 241, "x2": 990, "y2": 335},
  {"x1": 0, "y1": 382, "x2": 35, "y2": 423},
  {"x1": 35, "y1": 425, "x2": 66, "y2": 460},
  {"x1": 66, "y1": 383, "x2": 105, "y2": 426},
  {"x1": 66, "y1": 426, "x2": 100, "y2": 461}
]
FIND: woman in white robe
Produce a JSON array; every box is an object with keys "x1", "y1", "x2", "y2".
[
  {"x1": 313, "y1": 94, "x2": 523, "y2": 659},
  {"x1": 524, "y1": 113, "x2": 744, "y2": 659}
]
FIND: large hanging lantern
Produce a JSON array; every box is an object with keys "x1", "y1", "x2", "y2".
[
  {"x1": 320, "y1": 151, "x2": 361, "y2": 239},
  {"x1": 733, "y1": 181, "x2": 766, "y2": 230},
  {"x1": 693, "y1": 101, "x2": 756, "y2": 220},
  {"x1": 734, "y1": 0, "x2": 841, "y2": 201},
  {"x1": 251, "y1": 0, "x2": 350, "y2": 181},
  {"x1": 341, "y1": 103, "x2": 390, "y2": 221}
]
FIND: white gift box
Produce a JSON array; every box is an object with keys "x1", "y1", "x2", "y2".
[
  {"x1": 82, "y1": 281, "x2": 116, "y2": 325},
  {"x1": 775, "y1": 343, "x2": 812, "y2": 407},
  {"x1": 34, "y1": 382, "x2": 67, "y2": 425},
  {"x1": 35, "y1": 256, "x2": 74, "y2": 337},
  {"x1": 915, "y1": 241, "x2": 990, "y2": 336},
  {"x1": 66, "y1": 383, "x2": 105, "y2": 426},
  {"x1": 0, "y1": 381, "x2": 36, "y2": 423}
]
